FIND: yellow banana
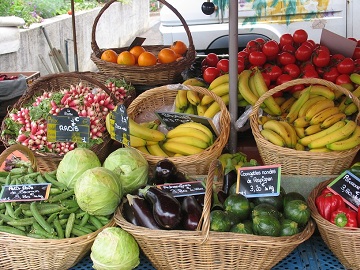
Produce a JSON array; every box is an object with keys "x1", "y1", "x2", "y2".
[
  {"x1": 200, "y1": 82, "x2": 229, "y2": 106},
  {"x1": 280, "y1": 96, "x2": 296, "y2": 114},
  {"x1": 308, "y1": 120, "x2": 358, "y2": 149},
  {"x1": 197, "y1": 104, "x2": 208, "y2": 116},
  {"x1": 238, "y1": 70, "x2": 259, "y2": 106},
  {"x1": 166, "y1": 126, "x2": 212, "y2": 145},
  {"x1": 298, "y1": 120, "x2": 346, "y2": 147},
  {"x1": 166, "y1": 136, "x2": 209, "y2": 149},
  {"x1": 304, "y1": 124, "x2": 323, "y2": 136},
  {"x1": 183, "y1": 77, "x2": 207, "y2": 87},
  {"x1": 309, "y1": 85, "x2": 335, "y2": 100},
  {"x1": 345, "y1": 85, "x2": 360, "y2": 105},
  {"x1": 162, "y1": 141, "x2": 204, "y2": 156},
  {"x1": 129, "y1": 135, "x2": 146, "y2": 147},
  {"x1": 344, "y1": 102, "x2": 358, "y2": 116},
  {"x1": 184, "y1": 103, "x2": 196, "y2": 115},
  {"x1": 305, "y1": 99, "x2": 335, "y2": 121},
  {"x1": 294, "y1": 127, "x2": 305, "y2": 139},
  {"x1": 320, "y1": 112, "x2": 347, "y2": 129},
  {"x1": 105, "y1": 112, "x2": 115, "y2": 139},
  {"x1": 258, "y1": 115, "x2": 272, "y2": 125},
  {"x1": 176, "y1": 122, "x2": 214, "y2": 140},
  {"x1": 350, "y1": 73, "x2": 360, "y2": 85},
  {"x1": 286, "y1": 87, "x2": 311, "y2": 123},
  {"x1": 309, "y1": 106, "x2": 340, "y2": 125},
  {"x1": 338, "y1": 96, "x2": 347, "y2": 112},
  {"x1": 298, "y1": 95, "x2": 327, "y2": 117},
  {"x1": 293, "y1": 116, "x2": 310, "y2": 128},
  {"x1": 278, "y1": 121, "x2": 297, "y2": 148},
  {"x1": 177, "y1": 90, "x2": 188, "y2": 110},
  {"x1": 295, "y1": 142, "x2": 305, "y2": 151},
  {"x1": 146, "y1": 143, "x2": 169, "y2": 157},
  {"x1": 263, "y1": 120, "x2": 292, "y2": 148},
  {"x1": 260, "y1": 128, "x2": 286, "y2": 147},
  {"x1": 129, "y1": 118, "x2": 165, "y2": 142},
  {"x1": 336, "y1": 83, "x2": 354, "y2": 100},
  {"x1": 326, "y1": 125, "x2": 360, "y2": 151},
  {"x1": 187, "y1": 90, "x2": 201, "y2": 106},
  {"x1": 208, "y1": 73, "x2": 230, "y2": 90},
  {"x1": 274, "y1": 96, "x2": 286, "y2": 107},
  {"x1": 146, "y1": 140, "x2": 159, "y2": 146},
  {"x1": 203, "y1": 94, "x2": 229, "y2": 118},
  {"x1": 238, "y1": 93, "x2": 244, "y2": 101},
  {"x1": 248, "y1": 74, "x2": 260, "y2": 98},
  {"x1": 174, "y1": 93, "x2": 183, "y2": 112},
  {"x1": 136, "y1": 145, "x2": 151, "y2": 155}
]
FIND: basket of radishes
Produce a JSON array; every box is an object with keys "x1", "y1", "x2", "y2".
[{"x1": 0, "y1": 72, "x2": 135, "y2": 172}]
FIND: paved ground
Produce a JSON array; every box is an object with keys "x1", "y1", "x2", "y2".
[{"x1": 140, "y1": 13, "x2": 164, "y2": 46}]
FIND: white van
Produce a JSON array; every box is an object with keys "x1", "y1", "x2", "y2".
[{"x1": 160, "y1": 0, "x2": 360, "y2": 54}]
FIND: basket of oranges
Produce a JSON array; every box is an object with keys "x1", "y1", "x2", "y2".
[{"x1": 90, "y1": 0, "x2": 196, "y2": 86}]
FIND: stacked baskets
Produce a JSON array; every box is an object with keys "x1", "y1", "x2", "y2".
[{"x1": 90, "y1": 0, "x2": 196, "y2": 86}]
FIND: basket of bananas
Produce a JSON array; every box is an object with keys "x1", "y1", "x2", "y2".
[
  {"x1": 124, "y1": 84, "x2": 230, "y2": 175},
  {"x1": 249, "y1": 75, "x2": 360, "y2": 175}
]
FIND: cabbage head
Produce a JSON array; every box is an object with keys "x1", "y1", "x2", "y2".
[
  {"x1": 91, "y1": 227, "x2": 140, "y2": 270},
  {"x1": 56, "y1": 148, "x2": 101, "y2": 189},
  {"x1": 74, "y1": 167, "x2": 122, "y2": 216},
  {"x1": 103, "y1": 148, "x2": 148, "y2": 194}
]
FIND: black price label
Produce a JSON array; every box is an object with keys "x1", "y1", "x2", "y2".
[
  {"x1": 113, "y1": 104, "x2": 130, "y2": 145},
  {"x1": 0, "y1": 183, "x2": 51, "y2": 202},
  {"x1": 157, "y1": 181, "x2": 205, "y2": 197},
  {"x1": 47, "y1": 108, "x2": 90, "y2": 143},
  {"x1": 155, "y1": 111, "x2": 219, "y2": 136},
  {"x1": 327, "y1": 170, "x2": 360, "y2": 210},
  {"x1": 236, "y1": 164, "x2": 281, "y2": 198}
]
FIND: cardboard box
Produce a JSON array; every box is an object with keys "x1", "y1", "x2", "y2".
[{"x1": 1, "y1": 71, "x2": 40, "y2": 86}]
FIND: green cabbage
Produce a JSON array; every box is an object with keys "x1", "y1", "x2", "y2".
[
  {"x1": 56, "y1": 148, "x2": 101, "y2": 189},
  {"x1": 91, "y1": 227, "x2": 140, "y2": 270},
  {"x1": 103, "y1": 148, "x2": 149, "y2": 194},
  {"x1": 74, "y1": 167, "x2": 122, "y2": 216}
]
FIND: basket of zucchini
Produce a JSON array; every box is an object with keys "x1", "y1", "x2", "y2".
[
  {"x1": 0, "y1": 144, "x2": 114, "y2": 270},
  {"x1": 114, "y1": 158, "x2": 315, "y2": 270}
]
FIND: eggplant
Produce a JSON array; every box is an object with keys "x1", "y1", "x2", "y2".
[
  {"x1": 140, "y1": 186, "x2": 182, "y2": 229},
  {"x1": 181, "y1": 195, "x2": 203, "y2": 231},
  {"x1": 150, "y1": 159, "x2": 178, "y2": 185},
  {"x1": 222, "y1": 169, "x2": 237, "y2": 195},
  {"x1": 126, "y1": 194, "x2": 161, "y2": 230},
  {"x1": 122, "y1": 198, "x2": 141, "y2": 226}
]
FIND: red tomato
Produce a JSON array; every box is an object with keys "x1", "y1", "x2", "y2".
[
  {"x1": 337, "y1": 57, "x2": 355, "y2": 74},
  {"x1": 301, "y1": 69, "x2": 319, "y2": 79},
  {"x1": 352, "y1": 47, "x2": 360, "y2": 60},
  {"x1": 203, "y1": 67, "x2": 221, "y2": 83},
  {"x1": 277, "y1": 51, "x2": 296, "y2": 66},
  {"x1": 246, "y1": 40, "x2": 261, "y2": 52},
  {"x1": 354, "y1": 59, "x2": 360, "y2": 73},
  {"x1": 276, "y1": 73, "x2": 293, "y2": 91},
  {"x1": 205, "y1": 53, "x2": 219, "y2": 67},
  {"x1": 216, "y1": 59, "x2": 229, "y2": 73},
  {"x1": 279, "y1": 33, "x2": 294, "y2": 48},
  {"x1": 283, "y1": 63, "x2": 301, "y2": 78},
  {"x1": 248, "y1": 51, "x2": 267, "y2": 66},
  {"x1": 295, "y1": 44, "x2": 313, "y2": 62},
  {"x1": 237, "y1": 60, "x2": 245, "y2": 74},
  {"x1": 290, "y1": 84, "x2": 305, "y2": 93},
  {"x1": 312, "y1": 49, "x2": 331, "y2": 68},
  {"x1": 281, "y1": 44, "x2": 296, "y2": 54},
  {"x1": 238, "y1": 50, "x2": 249, "y2": 67},
  {"x1": 301, "y1": 61, "x2": 316, "y2": 72},
  {"x1": 264, "y1": 64, "x2": 283, "y2": 82},
  {"x1": 303, "y1": 40, "x2": 316, "y2": 51},
  {"x1": 335, "y1": 74, "x2": 351, "y2": 85},
  {"x1": 262, "y1": 40, "x2": 279, "y2": 57},
  {"x1": 255, "y1": 38, "x2": 266, "y2": 47},
  {"x1": 261, "y1": 72, "x2": 271, "y2": 87},
  {"x1": 330, "y1": 54, "x2": 346, "y2": 66},
  {"x1": 292, "y1": 29, "x2": 308, "y2": 44},
  {"x1": 322, "y1": 67, "x2": 340, "y2": 82}
]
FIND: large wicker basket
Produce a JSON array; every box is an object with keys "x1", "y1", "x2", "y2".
[
  {"x1": 114, "y1": 160, "x2": 315, "y2": 270},
  {"x1": 90, "y1": 0, "x2": 196, "y2": 86},
  {"x1": 308, "y1": 179, "x2": 360, "y2": 269},
  {"x1": 0, "y1": 144, "x2": 115, "y2": 270},
  {"x1": 126, "y1": 85, "x2": 230, "y2": 175},
  {"x1": 0, "y1": 72, "x2": 126, "y2": 172},
  {"x1": 249, "y1": 78, "x2": 360, "y2": 175}
]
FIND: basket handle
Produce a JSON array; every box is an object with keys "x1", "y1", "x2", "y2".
[
  {"x1": 249, "y1": 77, "x2": 360, "y2": 124},
  {"x1": 197, "y1": 159, "x2": 223, "y2": 243},
  {"x1": 91, "y1": 0, "x2": 195, "y2": 57},
  {"x1": 0, "y1": 144, "x2": 37, "y2": 172}
]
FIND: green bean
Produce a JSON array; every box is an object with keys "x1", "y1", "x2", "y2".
[
  {"x1": 30, "y1": 202, "x2": 54, "y2": 234},
  {"x1": 7, "y1": 217, "x2": 35, "y2": 227},
  {"x1": 60, "y1": 207, "x2": 79, "y2": 215},
  {"x1": 48, "y1": 189, "x2": 74, "y2": 203},
  {"x1": 89, "y1": 215, "x2": 103, "y2": 230},
  {"x1": 12, "y1": 225, "x2": 26, "y2": 231},
  {"x1": 53, "y1": 218, "x2": 64, "y2": 239},
  {"x1": 79, "y1": 212, "x2": 90, "y2": 227},
  {"x1": 84, "y1": 224, "x2": 98, "y2": 231},
  {"x1": 95, "y1": 215, "x2": 111, "y2": 226},
  {"x1": 0, "y1": 225, "x2": 27, "y2": 236},
  {"x1": 4, "y1": 202, "x2": 17, "y2": 219},
  {"x1": 22, "y1": 204, "x2": 65, "y2": 216},
  {"x1": 43, "y1": 173, "x2": 67, "y2": 190},
  {"x1": 65, "y1": 213, "x2": 76, "y2": 238}
]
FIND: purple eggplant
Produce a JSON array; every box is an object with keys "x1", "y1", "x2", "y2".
[
  {"x1": 122, "y1": 198, "x2": 141, "y2": 226},
  {"x1": 149, "y1": 159, "x2": 178, "y2": 185},
  {"x1": 181, "y1": 195, "x2": 203, "y2": 231}
]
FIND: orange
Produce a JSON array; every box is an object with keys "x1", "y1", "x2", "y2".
[
  {"x1": 101, "y1": 49, "x2": 118, "y2": 63},
  {"x1": 117, "y1": 51, "x2": 136, "y2": 65},
  {"x1": 129, "y1": 46, "x2": 146, "y2": 62},
  {"x1": 138, "y1": 51, "x2": 157, "y2": 66},
  {"x1": 170, "y1": 40, "x2": 188, "y2": 55},
  {"x1": 158, "y1": 48, "x2": 177, "y2": 64}
]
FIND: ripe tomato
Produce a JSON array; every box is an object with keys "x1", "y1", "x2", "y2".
[
  {"x1": 322, "y1": 67, "x2": 340, "y2": 82},
  {"x1": 290, "y1": 84, "x2": 305, "y2": 93},
  {"x1": 337, "y1": 57, "x2": 355, "y2": 74},
  {"x1": 262, "y1": 40, "x2": 279, "y2": 57},
  {"x1": 277, "y1": 51, "x2": 296, "y2": 66},
  {"x1": 335, "y1": 74, "x2": 351, "y2": 85},
  {"x1": 276, "y1": 73, "x2": 293, "y2": 92},
  {"x1": 255, "y1": 38, "x2": 266, "y2": 47},
  {"x1": 292, "y1": 29, "x2": 308, "y2": 44},
  {"x1": 246, "y1": 40, "x2": 261, "y2": 52},
  {"x1": 354, "y1": 59, "x2": 360, "y2": 73},
  {"x1": 248, "y1": 51, "x2": 267, "y2": 66},
  {"x1": 237, "y1": 60, "x2": 245, "y2": 74},
  {"x1": 203, "y1": 67, "x2": 220, "y2": 83},
  {"x1": 301, "y1": 61, "x2": 316, "y2": 73},
  {"x1": 204, "y1": 53, "x2": 219, "y2": 67},
  {"x1": 330, "y1": 54, "x2": 345, "y2": 66},
  {"x1": 301, "y1": 69, "x2": 319, "y2": 79},
  {"x1": 303, "y1": 40, "x2": 316, "y2": 51},
  {"x1": 279, "y1": 33, "x2": 294, "y2": 48},
  {"x1": 216, "y1": 59, "x2": 229, "y2": 73},
  {"x1": 261, "y1": 72, "x2": 271, "y2": 88},
  {"x1": 264, "y1": 64, "x2": 282, "y2": 82},
  {"x1": 295, "y1": 44, "x2": 312, "y2": 62},
  {"x1": 238, "y1": 50, "x2": 249, "y2": 67},
  {"x1": 312, "y1": 49, "x2": 330, "y2": 68},
  {"x1": 281, "y1": 44, "x2": 296, "y2": 54},
  {"x1": 283, "y1": 63, "x2": 301, "y2": 78},
  {"x1": 352, "y1": 47, "x2": 360, "y2": 60}
]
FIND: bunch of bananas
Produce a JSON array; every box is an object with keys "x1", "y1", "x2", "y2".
[{"x1": 174, "y1": 78, "x2": 206, "y2": 115}]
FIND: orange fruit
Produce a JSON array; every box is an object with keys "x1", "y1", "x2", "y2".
[
  {"x1": 170, "y1": 40, "x2": 188, "y2": 55},
  {"x1": 101, "y1": 49, "x2": 118, "y2": 63},
  {"x1": 117, "y1": 51, "x2": 136, "y2": 65},
  {"x1": 158, "y1": 48, "x2": 177, "y2": 64},
  {"x1": 129, "y1": 46, "x2": 146, "y2": 62},
  {"x1": 138, "y1": 51, "x2": 157, "y2": 66}
]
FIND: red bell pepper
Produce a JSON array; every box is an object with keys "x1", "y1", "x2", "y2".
[
  {"x1": 330, "y1": 206, "x2": 358, "y2": 228},
  {"x1": 315, "y1": 190, "x2": 345, "y2": 221}
]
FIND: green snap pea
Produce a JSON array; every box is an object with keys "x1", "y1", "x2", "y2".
[
  {"x1": 32, "y1": 221, "x2": 57, "y2": 239},
  {"x1": 0, "y1": 177, "x2": 7, "y2": 184},
  {"x1": 0, "y1": 171, "x2": 9, "y2": 177},
  {"x1": 22, "y1": 204, "x2": 65, "y2": 216},
  {"x1": 0, "y1": 203, "x2": 6, "y2": 210},
  {"x1": 95, "y1": 215, "x2": 111, "y2": 226},
  {"x1": 84, "y1": 224, "x2": 98, "y2": 231},
  {"x1": 53, "y1": 218, "x2": 64, "y2": 239},
  {"x1": 79, "y1": 212, "x2": 90, "y2": 227},
  {"x1": 7, "y1": 217, "x2": 35, "y2": 227},
  {"x1": 73, "y1": 224, "x2": 93, "y2": 234},
  {"x1": 49, "y1": 188, "x2": 62, "y2": 195},
  {"x1": 9, "y1": 167, "x2": 28, "y2": 175},
  {"x1": 30, "y1": 202, "x2": 54, "y2": 234},
  {"x1": 26, "y1": 233, "x2": 45, "y2": 239},
  {"x1": 43, "y1": 173, "x2": 67, "y2": 191},
  {"x1": 65, "y1": 213, "x2": 76, "y2": 238},
  {"x1": 71, "y1": 227, "x2": 88, "y2": 237},
  {"x1": 4, "y1": 202, "x2": 17, "y2": 219},
  {"x1": 0, "y1": 213, "x2": 15, "y2": 223},
  {"x1": 89, "y1": 215, "x2": 103, "y2": 230},
  {"x1": 48, "y1": 189, "x2": 74, "y2": 203},
  {"x1": 36, "y1": 174, "x2": 47, "y2": 183},
  {"x1": 60, "y1": 199, "x2": 78, "y2": 208},
  {"x1": 0, "y1": 225, "x2": 27, "y2": 236},
  {"x1": 46, "y1": 212, "x2": 58, "y2": 224}
]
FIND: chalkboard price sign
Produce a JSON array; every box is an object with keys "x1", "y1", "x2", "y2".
[
  {"x1": 113, "y1": 104, "x2": 130, "y2": 145},
  {"x1": 0, "y1": 183, "x2": 51, "y2": 202},
  {"x1": 327, "y1": 170, "x2": 360, "y2": 210},
  {"x1": 158, "y1": 181, "x2": 205, "y2": 197},
  {"x1": 236, "y1": 164, "x2": 281, "y2": 198},
  {"x1": 47, "y1": 108, "x2": 90, "y2": 143}
]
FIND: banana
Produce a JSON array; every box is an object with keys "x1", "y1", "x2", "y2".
[
  {"x1": 187, "y1": 90, "x2": 201, "y2": 106},
  {"x1": 298, "y1": 95, "x2": 327, "y2": 117},
  {"x1": 197, "y1": 104, "x2": 208, "y2": 116},
  {"x1": 309, "y1": 106, "x2": 340, "y2": 125},
  {"x1": 105, "y1": 112, "x2": 115, "y2": 139},
  {"x1": 146, "y1": 143, "x2": 169, "y2": 157},
  {"x1": 304, "y1": 99, "x2": 335, "y2": 121},
  {"x1": 136, "y1": 145, "x2": 151, "y2": 155},
  {"x1": 326, "y1": 125, "x2": 360, "y2": 151},
  {"x1": 278, "y1": 121, "x2": 297, "y2": 148},
  {"x1": 176, "y1": 122, "x2": 214, "y2": 140},
  {"x1": 295, "y1": 142, "x2": 305, "y2": 151},
  {"x1": 344, "y1": 102, "x2": 359, "y2": 116},
  {"x1": 184, "y1": 103, "x2": 196, "y2": 115},
  {"x1": 166, "y1": 136, "x2": 209, "y2": 149},
  {"x1": 208, "y1": 73, "x2": 230, "y2": 90},
  {"x1": 238, "y1": 93, "x2": 244, "y2": 101},
  {"x1": 308, "y1": 120, "x2": 358, "y2": 149},
  {"x1": 304, "y1": 124, "x2": 323, "y2": 136},
  {"x1": 260, "y1": 128, "x2": 286, "y2": 147},
  {"x1": 238, "y1": 70, "x2": 259, "y2": 106},
  {"x1": 293, "y1": 116, "x2": 310, "y2": 128},
  {"x1": 162, "y1": 141, "x2": 204, "y2": 156},
  {"x1": 280, "y1": 96, "x2": 296, "y2": 114},
  {"x1": 294, "y1": 127, "x2": 305, "y2": 139},
  {"x1": 274, "y1": 96, "x2": 287, "y2": 107},
  {"x1": 350, "y1": 73, "x2": 360, "y2": 85},
  {"x1": 320, "y1": 112, "x2": 347, "y2": 129},
  {"x1": 200, "y1": 82, "x2": 229, "y2": 106},
  {"x1": 258, "y1": 115, "x2": 272, "y2": 125},
  {"x1": 177, "y1": 90, "x2": 188, "y2": 110},
  {"x1": 139, "y1": 120, "x2": 160, "y2": 130},
  {"x1": 252, "y1": 68, "x2": 282, "y2": 116},
  {"x1": 146, "y1": 140, "x2": 159, "y2": 146},
  {"x1": 338, "y1": 96, "x2": 347, "y2": 112},
  {"x1": 238, "y1": 99, "x2": 250, "y2": 107},
  {"x1": 129, "y1": 135, "x2": 147, "y2": 147},
  {"x1": 345, "y1": 85, "x2": 360, "y2": 105},
  {"x1": 166, "y1": 126, "x2": 212, "y2": 145},
  {"x1": 174, "y1": 93, "x2": 183, "y2": 112},
  {"x1": 203, "y1": 94, "x2": 229, "y2": 118},
  {"x1": 248, "y1": 73, "x2": 260, "y2": 98},
  {"x1": 309, "y1": 85, "x2": 335, "y2": 100},
  {"x1": 129, "y1": 118, "x2": 165, "y2": 142},
  {"x1": 286, "y1": 87, "x2": 311, "y2": 123},
  {"x1": 263, "y1": 120, "x2": 292, "y2": 148},
  {"x1": 298, "y1": 120, "x2": 346, "y2": 147},
  {"x1": 183, "y1": 77, "x2": 207, "y2": 87},
  {"x1": 337, "y1": 83, "x2": 354, "y2": 100}
]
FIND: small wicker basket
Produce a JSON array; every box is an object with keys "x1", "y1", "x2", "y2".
[
  {"x1": 90, "y1": 0, "x2": 196, "y2": 86},
  {"x1": 0, "y1": 144, "x2": 115, "y2": 270},
  {"x1": 308, "y1": 179, "x2": 360, "y2": 270},
  {"x1": 249, "y1": 78, "x2": 360, "y2": 175},
  {"x1": 114, "y1": 160, "x2": 315, "y2": 270},
  {"x1": 126, "y1": 85, "x2": 230, "y2": 175},
  {"x1": 1, "y1": 72, "x2": 126, "y2": 172}
]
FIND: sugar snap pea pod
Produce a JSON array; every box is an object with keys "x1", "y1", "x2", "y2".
[
  {"x1": 84, "y1": 224, "x2": 97, "y2": 231},
  {"x1": 27, "y1": 167, "x2": 34, "y2": 174},
  {"x1": 0, "y1": 220, "x2": 3, "y2": 225},
  {"x1": 32, "y1": 221, "x2": 57, "y2": 239},
  {"x1": 10, "y1": 167, "x2": 28, "y2": 175},
  {"x1": 47, "y1": 169, "x2": 57, "y2": 177},
  {"x1": 26, "y1": 233, "x2": 44, "y2": 239},
  {"x1": 60, "y1": 199, "x2": 78, "y2": 208},
  {"x1": 53, "y1": 218, "x2": 64, "y2": 239},
  {"x1": 60, "y1": 207, "x2": 79, "y2": 215},
  {"x1": 13, "y1": 205, "x2": 23, "y2": 218},
  {"x1": 95, "y1": 215, "x2": 111, "y2": 226},
  {"x1": 30, "y1": 202, "x2": 54, "y2": 234},
  {"x1": 0, "y1": 225, "x2": 27, "y2": 236},
  {"x1": 59, "y1": 218, "x2": 68, "y2": 226},
  {"x1": 71, "y1": 227, "x2": 88, "y2": 237},
  {"x1": 0, "y1": 171, "x2": 9, "y2": 177},
  {"x1": 48, "y1": 189, "x2": 75, "y2": 203},
  {"x1": 7, "y1": 217, "x2": 35, "y2": 227},
  {"x1": 89, "y1": 215, "x2": 103, "y2": 230},
  {"x1": 65, "y1": 212, "x2": 76, "y2": 238},
  {"x1": 22, "y1": 204, "x2": 65, "y2": 216},
  {"x1": 5, "y1": 173, "x2": 11, "y2": 185},
  {"x1": 0, "y1": 177, "x2": 7, "y2": 184},
  {"x1": 46, "y1": 212, "x2": 58, "y2": 224},
  {"x1": 0, "y1": 203, "x2": 6, "y2": 210},
  {"x1": 79, "y1": 212, "x2": 90, "y2": 227},
  {"x1": 0, "y1": 213, "x2": 15, "y2": 223},
  {"x1": 4, "y1": 202, "x2": 17, "y2": 219},
  {"x1": 73, "y1": 224, "x2": 93, "y2": 234},
  {"x1": 36, "y1": 174, "x2": 47, "y2": 183},
  {"x1": 43, "y1": 173, "x2": 67, "y2": 191},
  {"x1": 49, "y1": 188, "x2": 62, "y2": 195}
]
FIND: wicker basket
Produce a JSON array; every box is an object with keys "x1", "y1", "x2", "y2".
[
  {"x1": 0, "y1": 72, "x2": 125, "y2": 172},
  {"x1": 249, "y1": 78, "x2": 360, "y2": 175},
  {"x1": 0, "y1": 144, "x2": 115, "y2": 270},
  {"x1": 90, "y1": 0, "x2": 196, "y2": 86},
  {"x1": 126, "y1": 85, "x2": 230, "y2": 175},
  {"x1": 114, "y1": 160, "x2": 315, "y2": 270},
  {"x1": 308, "y1": 179, "x2": 360, "y2": 269}
]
